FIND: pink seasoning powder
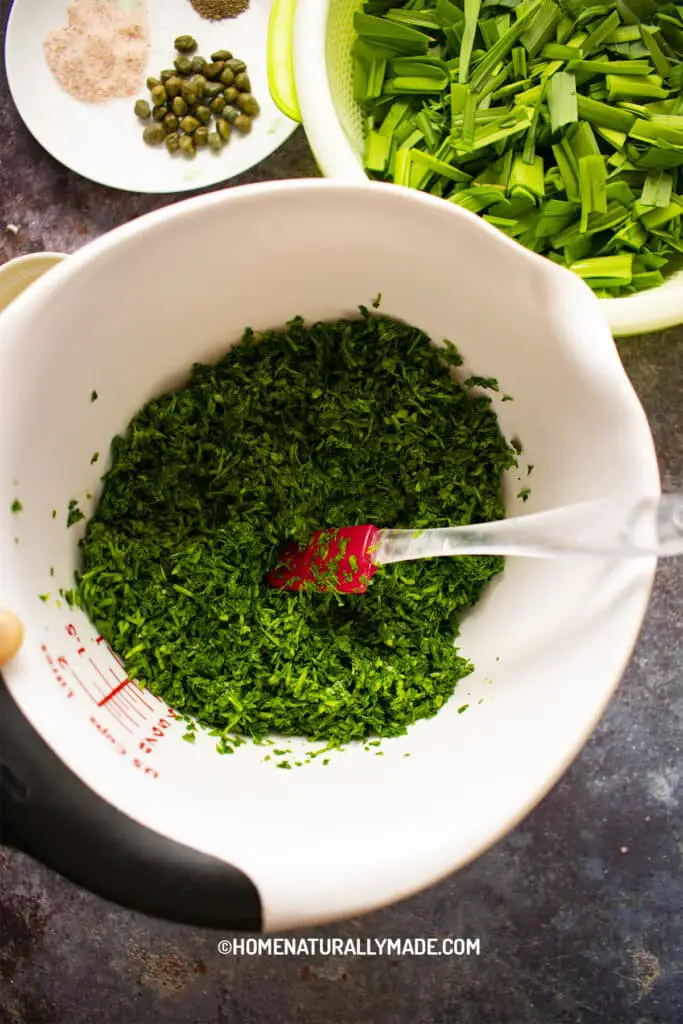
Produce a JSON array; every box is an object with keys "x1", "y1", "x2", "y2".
[{"x1": 44, "y1": 0, "x2": 149, "y2": 103}]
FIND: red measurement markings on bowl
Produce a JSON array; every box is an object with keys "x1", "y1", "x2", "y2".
[
  {"x1": 44, "y1": 622, "x2": 187, "y2": 779},
  {"x1": 61, "y1": 623, "x2": 169, "y2": 738},
  {"x1": 41, "y1": 644, "x2": 74, "y2": 700},
  {"x1": 138, "y1": 708, "x2": 181, "y2": 756},
  {"x1": 40, "y1": 642, "x2": 160, "y2": 779}
]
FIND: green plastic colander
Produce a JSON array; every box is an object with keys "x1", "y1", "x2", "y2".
[
  {"x1": 267, "y1": 0, "x2": 683, "y2": 336},
  {"x1": 268, "y1": 0, "x2": 367, "y2": 178}
]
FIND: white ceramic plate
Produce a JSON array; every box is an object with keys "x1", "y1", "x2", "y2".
[{"x1": 5, "y1": 0, "x2": 297, "y2": 193}]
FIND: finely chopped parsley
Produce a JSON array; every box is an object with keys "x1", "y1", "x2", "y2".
[{"x1": 75, "y1": 313, "x2": 516, "y2": 746}]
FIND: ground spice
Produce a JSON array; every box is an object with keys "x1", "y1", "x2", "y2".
[
  {"x1": 44, "y1": 0, "x2": 149, "y2": 104},
  {"x1": 190, "y1": 0, "x2": 249, "y2": 20},
  {"x1": 76, "y1": 313, "x2": 516, "y2": 747}
]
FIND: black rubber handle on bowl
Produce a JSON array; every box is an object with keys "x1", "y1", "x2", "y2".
[{"x1": 0, "y1": 677, "x2": 262, "y2": 930}]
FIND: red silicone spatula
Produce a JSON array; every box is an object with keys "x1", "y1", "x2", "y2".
[
  {"x1": 268, "y1": 525, "x2": 382, "y2": 594},
  {"x1": 267, "y1": 495, "x2": 683, "y2": 594}
]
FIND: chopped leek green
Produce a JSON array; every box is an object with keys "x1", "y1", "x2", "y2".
[
  {"x1": 548, "y1": 71, "x2": 578, "y2": 135},
  {"x1": 355, "y1": 0, "x2": 683, "y2": 294},
  {"x1": 570, "y1": 254, "x2": 634, "y2": 285},
  {"x1": 459, "y1": 0, "x2": 482, "y2": 83},
  {"x1": 640, "y1": 169, "x2": 674, "y2": 207}
]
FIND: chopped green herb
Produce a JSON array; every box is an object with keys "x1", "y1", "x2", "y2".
[
  {"x1": 372, "y1": 292, "x2": 382, "y2": 308},
  {"x1": 511, "y1": 436, "x2": 523, "y2": 455},
  {"x1": 91, "y1": 453, "x2": 100, "y2": 464},
  {"x1": 458, "y1": 703, "x2": 470, "y2": 714},
  {"x1": 517, "y1": 487, "x2": 531, "y2": 502},
  {"x1": 90, "y1": 390, "x2": 98, "y2": 402},
  {"x1": 50, "y1": 567, "x2": 55, "y2": 577},
  {"x1": 464, "y1": 375, "x2": 500, "y2": 391},
  {"x1": 39, "y1": 593, "x2": 50, "y2": 603},
  {"x1": 277, "y1": 761, "x2": 292, "y2": 770},
  {"x1": 75, "y1": 315, "x2": 515, "y2": 746},
  {"x1": 67, "y1": 499, "x2": 85, "y2": 528},
  {"x1": 52, "y1": 510, "x2": 57, "y2": 519},
  {"x1": 10, "y1": 499, "x2": 22, "y2": 514}
]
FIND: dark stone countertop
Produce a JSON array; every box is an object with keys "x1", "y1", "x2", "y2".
[{"x1": 1, "y1": 4, "x2": 681, "y2": 1022}]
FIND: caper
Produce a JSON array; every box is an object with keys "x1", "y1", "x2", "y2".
[
  {"x1": 178, "y1": 135, "x2": 195, "y2": 158},
  {"x1": 146, "y1": 77, "x2": 161, "y2": 91},
  {"x1": 172, "y1": 96, "x2": 187, "y2": 117},
  {"x1": 207, "y1": 131, "x2": 223, "y2": 151},
  {"x1": 143, "y1": 123, "x2": 166, "y2": 146},
  {"x1": 189, "y1": 74, "x2": 206, "y2": 96},
  {"x1": 195, "y1": 126, "x2": 209, "y2": 147},
  {"x1": 202, "y1": 61, "x2": 224, "y2": 80},
  {"x1": 194, "y1": 105, "x2": 211, "y2": 124},
  {"x1": 160, "y1": 69, "x2": 176, "y2": 83},
  {"x1": 222, "y1": 104, "x2": 239, "y2": 124},
  {"x1": 134, "y1": 98, "x2": 151, "y2": 120},
  {"x1": 150, "y1": 84, "x2": 167, "y2": 106},
  {"x1": 204, "y1": 81, "x2": 224, "y2": 99},
  {"x1": 174, "y1": 55, "x2": 192, "y2": 75},
  {"x1": 216, "y1": 117, "x2": 231, "y2": 142},
  {"x1": 226, "y1": 58, "x2": 247, "y2": 74},
  {"x1": 152, "y1": 104, "x2": 168, "y2": 122},
  {"x1": 233, "y1": 114, "x2": 252, "y2": 134},
  {"x1": 165, "y1": 75, "x2": 183, "y2": 99},
  {"x1": 175, "y1": 35, "x2": 198, "y2": 54},
  {"x1": 180, "y1": 115, "x2": 200, "y2": 134},
  {"x1": 237, "y1": 93, "x2": 260, "y2": 117},
  {"x1": 219, "y1": 67, "x2": 235, "y2": 86},
  {"x1": 181, "y1": 83, "x2": 198, "y2": 106},
  {"x1": 211, "y1": 50, "x2": 232, "y2": 61},
  {"x1": 223, "y1": 86, "x2": 239, "y2": 104},
  {"x1": 210, "y1": 96, "x2": 226, "y2": 115},
  {"x1": 163, "y1": 113, "x2": 179, "y2": 133},
  {"x1": 165, "y1": 132, "x2": 180, "y2": 153},
  {"x1": 235, "y1": 72, "x2": 251, "y2": 92},
  {"x1": 191, "y1": 56, "x2": 206, "y2": 74}
]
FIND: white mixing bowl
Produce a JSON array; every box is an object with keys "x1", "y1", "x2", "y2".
[
  {"x1": 0, "y1": 181, "x2": 658, "y2": 930},
  {"x1": 268, "y1": 0, "x2": 683, "y2": 337}
]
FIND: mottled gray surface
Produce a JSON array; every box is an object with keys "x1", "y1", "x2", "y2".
[{"x1": 1, "y1": 3, "x2": 682, "y2": 1022}]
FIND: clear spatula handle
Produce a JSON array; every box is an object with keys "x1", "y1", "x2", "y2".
[{"x1": 375, "y1": 494, "x2": 683, "y2": 564}]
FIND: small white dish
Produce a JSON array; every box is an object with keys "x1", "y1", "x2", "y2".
[{"x1": 5, "y1": 0, "x2": 297, "y2": 194}]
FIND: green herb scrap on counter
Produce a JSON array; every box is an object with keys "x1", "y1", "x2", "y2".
[
  {"x1": 353, "y1": 0, "x2": 683, "y2": 295},
  {"x1": 75, "y1": 313, "x2": 516, "y2": 747},
  {"x1": 135, "y1": 35, "x2": 259, "y2": 157}
]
